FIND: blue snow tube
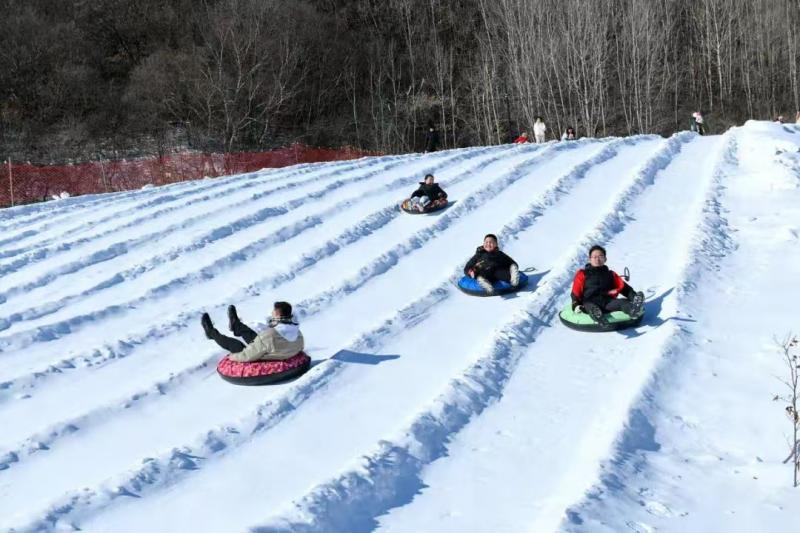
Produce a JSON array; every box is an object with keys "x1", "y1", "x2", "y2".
[{"x1": 457, "y1": 272, "x2": 528, "y2": 297}]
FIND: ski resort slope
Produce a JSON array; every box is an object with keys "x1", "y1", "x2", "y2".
[{"x1": 0, "y1": 122, "x2": 798, "y2": 532}]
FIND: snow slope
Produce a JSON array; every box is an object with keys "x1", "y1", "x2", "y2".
[{"x1": 1, "y1": 123, "x2": 798, "y2": 532}]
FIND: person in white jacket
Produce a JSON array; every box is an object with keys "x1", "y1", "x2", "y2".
[
  {"x1": 533, "y1": 117, "x2": 547, "y2": 143},
  {"x1": 201, "y1": 301, "x2": 304, "y2": 362},
  {"x1": 691, "y1": 111, "x2": 706, "y2": 135}
]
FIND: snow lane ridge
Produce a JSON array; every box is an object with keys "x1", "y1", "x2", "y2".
[
  {"x1": 0, "y1": 143, "x2": 548, "y2": 469},
  {"x1": 0, "y1": 150, "x2": 461, "y2": 302},
  {"x1": 0, "y1": 148, "x2": 479, "y2": 331},
  {"x1": 0, "y1": 154, "x2": 381, "y2": 240},
  {"x1": 0, "y1": 146, "x2": 500, "y2": 351},
  {"x1": 253, "y1": 132, "x2": 695, "y2": 532},
  {"x1": 0, "y1": 153, "x2": 402, "y2": 262},
  {"x1": 560, "y1": 131, "x2": 738, "y2": 530},
  {"x1": 5, "y1": 138, "x2": 616, "y2": 529}
]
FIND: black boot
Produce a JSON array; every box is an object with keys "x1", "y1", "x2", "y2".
[
  {"x1": 630, "y1": 291, "x2": 645, "y2": 317},
  {"x1": 201, "y1": 312, "x2": 216, "y2": 339},
  {"x1": 227, "y1": 305, "x2": 241, "y2": 333},
  {"x1": 585, "y1": 303, "x2": 609, "y2": 327}
]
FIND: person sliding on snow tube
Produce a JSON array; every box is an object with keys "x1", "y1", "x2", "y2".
[
  {"x1": 202, "y1": 301, "x2": 310, "y2": 385},
  {"x1": 561, "y1": 245, "x2": 645, "y2": 331},
  {"x1": 459, "y1": 233, "x2": 527, "y2": 296},
  {"x1": 403, "y1": 173, "x2": 448, "y2": 213}
]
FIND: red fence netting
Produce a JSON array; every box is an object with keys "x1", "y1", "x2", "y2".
[{"x1": 0, "y1": 144, "x2": 380, "y2": 208}]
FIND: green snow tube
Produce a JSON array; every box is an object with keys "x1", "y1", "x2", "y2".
[{"x1": 558, "y1": 302, "x2": 643, "y2": 332}]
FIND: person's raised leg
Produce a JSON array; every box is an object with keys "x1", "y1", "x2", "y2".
[
  {"x1": 202, "y1": 313, "x2": 246, "y2": 352},
  {"x1": 476, "y1": 276, "x2": 494, "y2": 294},
  {"x1": 228, "y1": 305, "x2": 257, "y2": 343},
  {"x1": 509, "y1": 264, "x2": 520, "y2": 286}
]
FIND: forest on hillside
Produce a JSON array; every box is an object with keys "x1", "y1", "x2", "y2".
[{"x1": 1, "y1": 0, "x2": 798, "y2": 161}]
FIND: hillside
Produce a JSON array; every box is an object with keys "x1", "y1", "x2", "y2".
[{"x1": 1, "y1": 121, "x2": 799, "y2": 532}]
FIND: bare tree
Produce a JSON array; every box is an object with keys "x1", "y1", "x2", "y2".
[
  {"x1": 5, "y1": 0, "x2": 800, "y2": 162},
  {"x1": 774, "y1": 334, "x2": 799, "y2": 488}
]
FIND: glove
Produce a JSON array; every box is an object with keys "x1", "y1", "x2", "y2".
[
  {"x1": 468, "y1": 269, "x2": 475, "y2": 278},
  {"x1": 574, "y1": 305, "x2": 583, "y2": 313}
]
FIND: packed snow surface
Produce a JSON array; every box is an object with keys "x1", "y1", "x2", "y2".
[{"x1": 1, "y1": 122, "x2": 799, "y2": 532}]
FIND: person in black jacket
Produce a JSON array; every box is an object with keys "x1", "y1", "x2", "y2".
[
  {"x1": 408, "y1": 174, "x2": 447, "y2": 212},
  {"x1": 570, "y1": 245, "x2": 644, "y2": 325},
  {"x1": 424, "y1": 124, "x2": 440, "y2": 152},
  {"x1": 463, "y1": 234, "x2": 520, "y2": 294}
]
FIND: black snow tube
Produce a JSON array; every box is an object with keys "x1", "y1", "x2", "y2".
[{"x1": 400, "y1": 198, "x2": 450, "y2": 214}]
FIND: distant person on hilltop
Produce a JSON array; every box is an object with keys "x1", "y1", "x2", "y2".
[
  {"x1": 561, "y1": 126, "x2": 577, "y2": 141},
  {"x1": 533, "y1": 117, "x2": 547, "y2": 143},
  {"x1": 691, "y1": 111, "x2": 706, "y2": 135},
  {"x1": 424, "y1": 123, "x2": 440, "y2": 152},
  {"x1": 775, "y1": 115, "x2": 785, "y2": 124},
  {"x1": 513, "y1": 131, "x2": 530, "y2": 143}
]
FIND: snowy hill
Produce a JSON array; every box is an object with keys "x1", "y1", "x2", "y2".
[{"x1": 1, "y1": 122, "x2": 799, "y2": 532}]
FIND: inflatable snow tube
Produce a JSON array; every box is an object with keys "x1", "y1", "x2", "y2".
[
  {"x1": 457, "y1": 272, "x2": 529, "y2": 297},
  {"x1": 400, "y1": 198, "x2": 449, "y2": 214},
  {"x1": 558, "y1": 302, "x2": 643, "y2": 332},
  {"x1": 217, "y1": 351, "x2": 311, "y2": 385}
]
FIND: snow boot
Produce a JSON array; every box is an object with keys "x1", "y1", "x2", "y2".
[
  {"x1": 201, "y1": 312, "x2": 216, "y2": 339},
  {"x1": 585, "y1": 303, "x2": 609, "y2": 327},
  {"x1": 418, "y1": 196, "x2": 431, "y2": 212},
  {"x1": 509, "y1": 264, "x2": 520, "y2": 287},
  {"x1": 630, "y1": 291, "x2": 645, "y2": 317},
  {"x1": 476, "y1": 276, "x2": 495, "y2": 295},
  {"x1": 227, "y1": 305, "x2": 241, "y2": 332}
]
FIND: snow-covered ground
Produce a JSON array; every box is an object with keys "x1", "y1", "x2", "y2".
[{"x1": 1, "y1": 121, "x2": 798, "y2": 532}]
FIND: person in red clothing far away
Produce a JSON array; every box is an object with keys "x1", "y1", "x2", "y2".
[
  {"x1": 513, "y1": 131, "x2": 529, "y2": 143},
  {"x1": 571, "y1": 245, "x2": 645, "y2": 326}
]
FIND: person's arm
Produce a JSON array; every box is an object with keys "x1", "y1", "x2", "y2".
[
  {"x1": 571, "y1": 270, "x2": 585, "y2": 310},
  {"x1": 498, "y1": 251, "x2": 517, "y2": 269},
  {"x1": 608, "y1": 271, "x2": 633, "y2": 298},
  {"x1": 435, "y1": 185, "x2": 447, "y2": 199},
  {"x1": 464, "y1": 253, "x2": 479, "y2": 276},
  {"x1": 620, "y1": 282, "x2": 636, "y2": 299},
  {"x1": 410, "y1": 186, "x2": 424, "y2": 198},
  {"x1": 610, "y1": 271, "x2": 636, "y2": 299}
]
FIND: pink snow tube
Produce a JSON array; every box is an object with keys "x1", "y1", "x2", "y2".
[{"x1": 216, "y1": 351, "x2": 311, "y2": 385}]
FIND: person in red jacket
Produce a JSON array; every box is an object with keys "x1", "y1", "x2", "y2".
[
  {"x1": 513, "y1": 131, "x2": 529, "y2": 143},
  {"x1": 571, "y1": 245, "x2": 644, "y2": 326}
]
